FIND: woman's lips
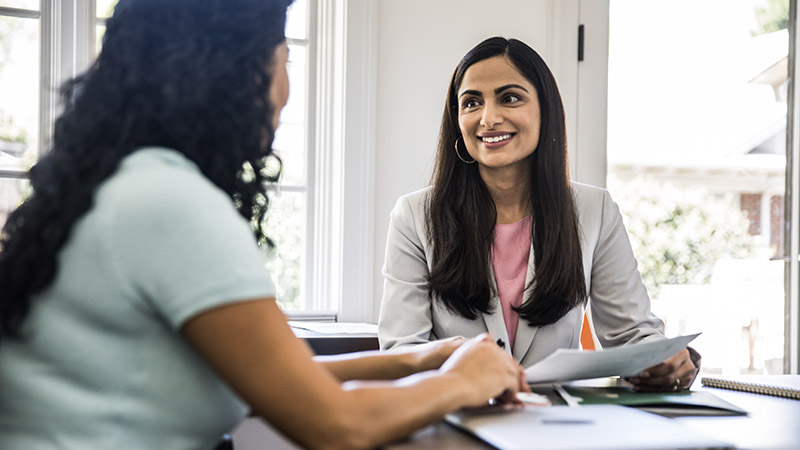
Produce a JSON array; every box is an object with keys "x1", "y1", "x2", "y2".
[{"x1": 479, "y1": 132, "x2": 514, "y2": 148}]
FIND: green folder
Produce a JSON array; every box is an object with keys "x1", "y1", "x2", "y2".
[{"x1": 563, "y1": 386, "x2": 748, "y2": 417}]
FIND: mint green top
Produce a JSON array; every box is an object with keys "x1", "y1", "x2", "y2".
[{"x1": 0, "y1": 148, "x2": 276, "y2": 449}]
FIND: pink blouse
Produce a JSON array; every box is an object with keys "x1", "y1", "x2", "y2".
[{"x1": 491, "y1": 216, "x2": 532, "y2": 351}]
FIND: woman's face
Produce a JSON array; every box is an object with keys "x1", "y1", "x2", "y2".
[
  {"x1": 269, "y1": 42, "x2": 290, "y2": 130},
  {"x1": 457, "y1": 55, "x2": 540, "y2": 173}
]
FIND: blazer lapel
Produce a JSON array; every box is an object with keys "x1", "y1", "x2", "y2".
[
  {"x1": 512, "y1": 244, "x2": 538, "y2": 361},
  {"x1": 483, "y1": 263, "x2": 512, "y2": 356}
]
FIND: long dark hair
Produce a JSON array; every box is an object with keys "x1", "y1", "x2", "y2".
[
  {"x1": 426, "y1": 36, "x2": 587, "y2": 326},
  {"x1": 0, "y1": 0, "x2": 292, "y2": 341}
]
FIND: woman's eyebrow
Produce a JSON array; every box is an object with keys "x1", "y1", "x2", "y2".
[
  {"x1": 458, "y1": 89, "x2": 483, "y2": 98},
  {"x1": 495, "y1": 83, "x2": 529, "y2": 94}
]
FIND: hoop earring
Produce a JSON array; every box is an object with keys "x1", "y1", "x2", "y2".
[{"x1": 454, "y1": 137, "x2": 476, "y2": 164}]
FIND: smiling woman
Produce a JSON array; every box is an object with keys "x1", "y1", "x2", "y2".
[
  {"x1": 456, "y1": 56, "x2": 541, "y2": 182},
  {"x1": 378, "y1": 36, "x2": 702, "y2": 394}
]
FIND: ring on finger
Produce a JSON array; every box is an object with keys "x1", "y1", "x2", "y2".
[{"x1": 673, "y1": 377, "x2": 681, "y2": 392}]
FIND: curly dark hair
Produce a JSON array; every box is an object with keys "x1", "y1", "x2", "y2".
[
  {"x1": 0, "y1": 0, "x2": 293, "y2": 341},
  {"x1": 427, "y1": 37, "x2": 587, "y2": 326}
]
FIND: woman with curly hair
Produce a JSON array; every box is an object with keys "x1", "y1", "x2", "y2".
[
  {"x1": 378, "y1": 37, "x2": 700, "y2": 393},
  {"x1": 0, "y1": 2, "x2": 527, "y2": 448}
]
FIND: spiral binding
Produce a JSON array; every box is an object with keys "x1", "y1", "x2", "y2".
[{"x1": 701, "y1": 377, "x2": 800, "y2": 400}]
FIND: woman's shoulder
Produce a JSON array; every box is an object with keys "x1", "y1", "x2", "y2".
[
  {"x1": 98, "y1": 147, "x2": 240, "y2": 232},
  {"x1": 570, "y1": 181, "x2": 614, "y2": 206},
  {"x1": 570, "y1": 180, "x2": 608, "y2": 197},
  {"x1": 391, "y1": 186, "x2": 432, "y2": 216},
  {"x1": 569, "y1": 181, "x2": 618, "y2": 225},
  {"x1": 110, "y1": 147, "x2": 226, "y2": 205},
  {"x1": 117, "y1": 147, "x2": 207, "y2": 185},
  {"x1": 397, "y1": 185, "x2": 433, "y2": 204}
]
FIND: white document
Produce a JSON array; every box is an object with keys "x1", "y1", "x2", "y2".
[
  {"x1": 525, "y1": 333, "x2": 699, "y2": 384},
  {"x1": 445, "y1": 404, "x2": 732, "y2": 450}
]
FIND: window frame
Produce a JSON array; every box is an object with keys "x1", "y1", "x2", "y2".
[
  {"x1": 786, "y1": 0, "x2": 799, "y2": 374},
  {"x1": 0, "y1": 4, "x2": 41, "y2": 179},
  {"x1": 1, "y1": 0, "x2": 372, "y2": 321},
  {"x1": 598, "y1": 0, "x2": 799, "y2": 373},
  {"x1": 264, "y1": 0, "x2": 317, "y2": 316},
  {"x1": 297, "y1": 0, "x2": 377, "y2": 322},
  {"x1": 0, "y1": 0, "x2": 95, "y2": 175}
]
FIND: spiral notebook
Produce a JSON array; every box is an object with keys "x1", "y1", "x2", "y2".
[{"x1": 701, "y1": 375, "x2": 800, "y2": 400}]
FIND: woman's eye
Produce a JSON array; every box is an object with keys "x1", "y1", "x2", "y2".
[
  {"x1": 503, "y1": 94, "x2": 521, "y2": 104},
  {"x1": 462, "y1": 99, "x2": 480, "y2": 110}
]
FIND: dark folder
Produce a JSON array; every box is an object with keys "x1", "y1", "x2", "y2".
[{"x1": 563, "y1": 385, "x2": 748, "y2": 417}]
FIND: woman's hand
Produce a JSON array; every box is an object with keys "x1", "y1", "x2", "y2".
[
  {"x1": 626, "y1": 348, "x2": 698, "y2": 392},
  {"x1": 439, "y1": 334, "x2": 529, "y2": 408},
  {"x1": 410, "y1": 336, "x2": 467, "y2": 372}
]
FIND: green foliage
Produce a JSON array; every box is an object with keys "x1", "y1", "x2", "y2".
[
  {"x1": 261, "y1": 190, "x2": 305, "y2": 310},
  {"x1": 0, "y1": 16, "x2": 23, "y2": 71},
  {"x1": 0, "y1": 111, "x2": 30, "y2": 144},
  {"x1": 0, "y1": 16, "x2": 34, "y2": 147},
  {"x1": 754, "y1": 0, "x2": 789, "y2": 35},
  {"x1": 608, "y1": 177, "x2": 753, "y2": 299}
]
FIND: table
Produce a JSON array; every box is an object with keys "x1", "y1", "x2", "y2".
[
  {"x1": 675, "y1": 382, "x2": 800, "y2": 450},
  {"x1": 231, "y1": 376, "x2": 800, "y2": 450},
  {"x1": 289, "y1": 322, "x2": 379, "y2": 355}
]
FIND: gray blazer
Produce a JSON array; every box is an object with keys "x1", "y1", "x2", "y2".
[{"x1": 377, "y1": 182, "x2": 666, "y2": 367}]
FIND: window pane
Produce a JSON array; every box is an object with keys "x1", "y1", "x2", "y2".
[
  {"x1": 285, "y1": 0, "x2": 307, "y2": 40},
  {"x1": 96, "y1": 0, "x2": 118, "y2": 19},
  {"x1": 0, "y1": 177, "x2": 28, "y2": 229},
  {"x1": 272, "y1": 122, "x2": 305, "y2": 186},
  {"x1": 95, "y1": 0, "x2": 118, "y2": 53},
  {"x1": 95, "y1": 24, "x2": 105, "y2": 54},
  {"x1": 264, "y1": 190, "x2": 306, "y2": 310},
  {"x1": 282, "y1": 44, "x2": 307, "y2": 125},
  {"x1": 0, "y1": 15, "x2": 39, "y2": 168},
  {"x1": 0, "y1": 1, "x2": 38, "y2": 10},
  {"x1": 273, "y1": 43, "x2": 307, "y2": 186},
  {"x1": 608, "y1": 0, "x2": 788, "y2": 375}
]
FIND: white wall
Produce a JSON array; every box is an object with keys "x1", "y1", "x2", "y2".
[{"x1": 363, "y1": 0, "x2": 608, "y2": 322}]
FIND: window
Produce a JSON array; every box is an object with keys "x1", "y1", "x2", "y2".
[
  {"x1": 0, "y1": 1, "x2": 39, "y2": 227},
  {"x1": 0, "y1": 0, "x2": 325, "y2": 314},
  {"x1": 0, "y1": 0, "x2": 106, "y2": 228},
  {"x1": 266, "y1": 0, "x2": 311, "y2": 312},
  {"x1": 607, "y1": 0, "x2": 791, "y2": 375}
]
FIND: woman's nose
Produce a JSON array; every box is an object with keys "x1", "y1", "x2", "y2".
[{"x1": 480, "y1": 102, "x2": 503, "y2": 129}]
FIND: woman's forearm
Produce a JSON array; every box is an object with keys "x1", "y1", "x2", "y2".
[
  {"x1": 331, "y1": 336, "x2": 521, "y2": 449},
  {"x1": 316, "y1": 338, "x2": 465, "y2": 381},
  {"x1": 332, "y1": 372, "x2": 472, "y2": 449},
  {"x1": 315, "y1": 351, "x2": 419, "y2": 381}
]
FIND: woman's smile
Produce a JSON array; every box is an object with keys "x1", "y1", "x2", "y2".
[{"x1": 479, "y1": 131, "x2": 516, "y2": 148}]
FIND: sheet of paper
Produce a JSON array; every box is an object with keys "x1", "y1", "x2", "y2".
[
  {"x1": 525, "y1": 333, "x2": 699, "y2": 384},
  {"x1": 288, "y1": 321, "x2": 378, "y2": 335}
]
